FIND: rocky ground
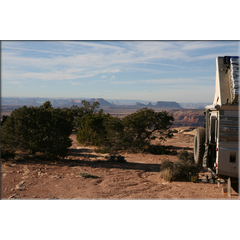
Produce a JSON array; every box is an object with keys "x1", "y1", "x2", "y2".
[{"x1": 1, "y1": 127, "x2": 239, "y2": 200}]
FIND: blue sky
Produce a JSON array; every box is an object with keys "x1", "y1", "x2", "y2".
[{"x1": 1, "y1": 41, "x2": 239, "y2": 103}]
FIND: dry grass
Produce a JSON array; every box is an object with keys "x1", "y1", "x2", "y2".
[{"x1": 160, "y1": 169, "x2": 173, "y2": 181}]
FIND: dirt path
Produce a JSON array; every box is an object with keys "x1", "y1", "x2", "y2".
[{"x1": 1, "y1": 128, "x2": 239, "y2": 199}]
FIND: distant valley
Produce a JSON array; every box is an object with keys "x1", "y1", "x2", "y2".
[
  {"x1": 1, "y1": 97, "x2": 207, "y2": 127},
  {"x1": 1, "y1": 97, "x2": 211, "y2": 109}
]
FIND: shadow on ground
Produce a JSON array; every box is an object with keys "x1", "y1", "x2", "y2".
[{"x1": 4, "y1": 147, "x2": 161, "y2": 172}]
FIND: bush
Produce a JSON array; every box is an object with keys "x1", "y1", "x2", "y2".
[
  {"x1": 76, "y1": 113, "x2": 108, "y2": 146},
  {"x1": 160, "y1": 151, "x2": 202, "y2": 182},
  {"x1": 70, "y1": 100, "x2": 103, "y2": 129},
  {"x1": 160, "y1": 168, "x2": 173, "y2": 181},
  {"x1": 1, "y1": 115, "x2": 9, "y2": 126},
  {"x1": 178, "y1": 149, "x2": 194, "y2": 162},
  {"x1": 77, "y1": 113, "x2": 124, "y2": 153},
  {"x1": 121, "y1": 108, "x2": 174, "y2": 152},
  {"x1": 77, "y1": 107, "x2": 175, "y2": 155},
  {"x1": 1, "y1": 101, "x2": 73, "y2": 159},
  {"x1": 160, "y1": 159, "x2": 174, "y2": 171}
]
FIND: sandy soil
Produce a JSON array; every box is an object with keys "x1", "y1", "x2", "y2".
[{"x1": 1, "y1": 127, "x2": 238, "y2": 200}]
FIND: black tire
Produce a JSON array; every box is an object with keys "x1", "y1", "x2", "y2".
[
  {"x1": 194, "y1": 128, "x2": 205, "y2": 165},
  {"x1": 231, "y1": 179, "x2": 239, "y2": 194}
]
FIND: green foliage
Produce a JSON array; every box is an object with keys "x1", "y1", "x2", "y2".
[
  {"x1": 77, "y1": 113, "x2": 123, "y2": 154},
  {"x1": 76, "y1": 107, "x2": 174, "y2": 154},
  {"x1": 1, "y1": 102, "x2": 73, "y2": 159},
  {"x1": 160, "y1": 150, "x2": 202, "y2": 182},
  {"x1": 70, "y1": 100, "x2": 103, "y2": 129},
  {"x1": 76, "y1": 113, "x2": 107, "y2": 146},
  {"x1": 1, "y1": 115, "x2": 9, "y2": 126},
  {"x1": 121, "y1": 108, "x2": 174, "y2": 152}
]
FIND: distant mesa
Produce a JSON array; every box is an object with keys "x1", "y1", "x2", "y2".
[
  {"x1": 147, "y1": 102, "x2": 153, "y2": 107},
  {"x1": 155, "y1": 101, "x2": 182, "y2": 109},
  {"x1": 2, "y1": 97, "x2": 184, "y2": 109},
  {"x1": 90, "y1": 98, "x2": 113, "y2": 107},
  {"x1": 29, "y1": 99, "x2": 37, "y2": 105},
  {"x1": 135, "y1": 102, "x2": 146, "y2": 107}
]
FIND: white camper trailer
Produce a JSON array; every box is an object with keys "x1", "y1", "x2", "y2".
[{"x1": 194, "y1": 56, "x2": 239, "y2": 193}]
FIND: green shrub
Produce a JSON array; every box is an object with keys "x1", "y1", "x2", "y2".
[
  {"x1": 121, "y1": 108, "x2": 174, "y2": 152},
  {"x1": 160, "y1": 154, "x2": 201, "y2": 182},
  {"x1": 1, "y1": 101, "x2": 73, "y2": 160},
  {"x1": 77, "y1": 107, "x2": 175, "y2": 155},
  {"x1": 77, "y1": 113, "x2": 108, "y2": 146},
  {"x1": 77, "y1": 113, "x2": 123, "y2": 153},
  {"x1": 70, "y1": 100, "x2": 103, "y2": 129},
  {"x1": 1, "y1": 115, "x2": 9, "y2": 126}
]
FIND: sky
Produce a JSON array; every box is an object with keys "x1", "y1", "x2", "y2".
[{"x1": 1, "y1": 41, "x2": 239, "y2": 103}]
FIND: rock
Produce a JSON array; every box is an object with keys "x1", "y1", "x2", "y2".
[
  {"x1": 51, "y1": 175, "x2": 60, "y2": 178},
  {"x1": 23, "y1": 169, "x2": 31, "y2": 176},
  {"x1": 16, "y1": 180, "x2": 26, "y2": 190},
  {"x1": 21, "y1": 176, "x2": 29, "y2": 179},
  {"x1": 8, "y1": 194, "x2": 19, "y2": 199},
  {"x1": 2, "y1": 173, "x2": 7, "y2": 178},
  {"x1": 38, "y1": 171, "x2": 46, "y2": 177}
]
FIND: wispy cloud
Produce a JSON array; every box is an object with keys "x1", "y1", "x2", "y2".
[
  {"x1": 111, "y1": 78, "x2": 207, "y2": 85},
  {"x1": 2, "y1": 46, "x2": 76, "y2": 56},
  {"x1": 1, "y1": 41, "x2": 237, "y2": 102}
]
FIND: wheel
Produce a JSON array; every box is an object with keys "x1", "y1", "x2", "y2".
[
  {"x1": 194, "y1": 128, "x2": 205, "y2": 165},
  {"x1": 231, "y1": 179, "x2": 239, "y2": 194}
]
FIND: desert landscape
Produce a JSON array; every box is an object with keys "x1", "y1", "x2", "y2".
[{"x1": 1, "y1": 126, "x2": 238, "y2": 200}]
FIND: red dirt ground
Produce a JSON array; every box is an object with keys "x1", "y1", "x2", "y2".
[{"x1": 1, "y1": 127, "x2": 238, "y2": 200}]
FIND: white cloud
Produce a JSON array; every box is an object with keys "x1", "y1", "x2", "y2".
[
  {"x1": 2, "y1": 46, "x2": 76, "y2": 56},
  {"x1": 110, "y1": 75, "x2": 115, "y2": 81},
  {"x1": 101, "y1": 75, "x2": 106, "y2": 78},
  {"x1": 111, "y1": 78, "x2": 209, "y2": 85}
]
